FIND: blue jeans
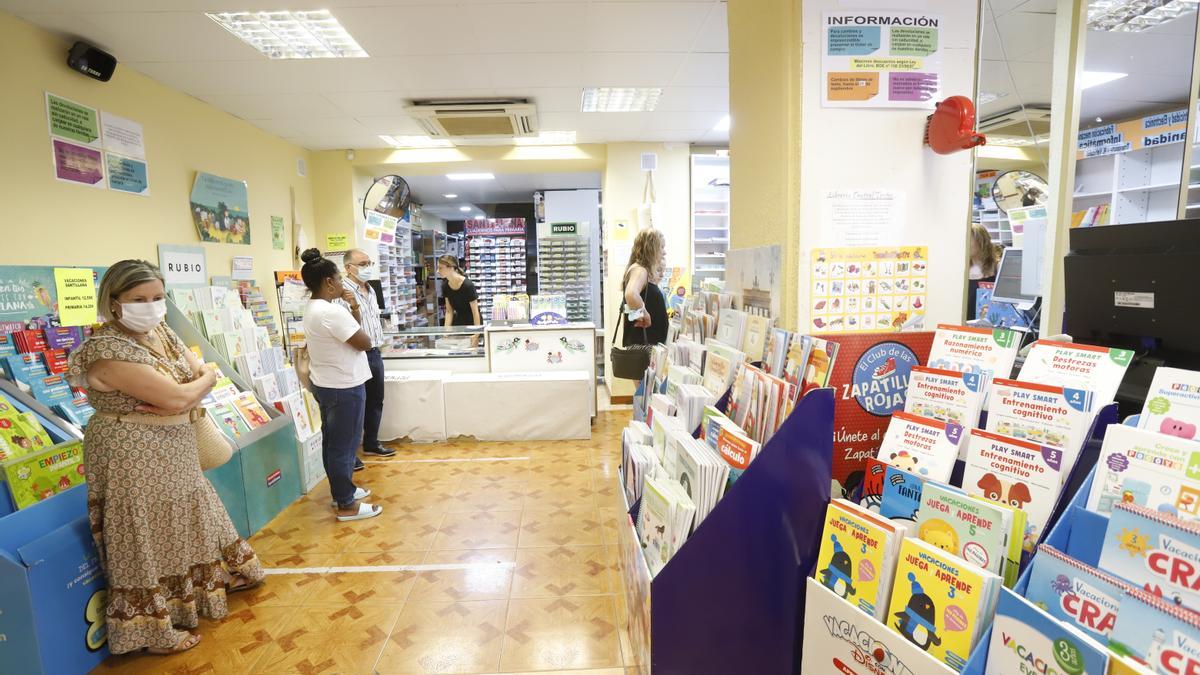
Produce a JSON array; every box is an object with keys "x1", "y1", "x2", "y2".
[
  {"x1": 310, "y1": 383, "x2": 366, "y2": 508},
  {"x1": 362, "y1": 348, "x2": 385, "y2": 451}
]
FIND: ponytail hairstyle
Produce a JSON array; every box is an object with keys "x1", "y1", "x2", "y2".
[
  {"x1": 437, "y1": 254, "x2": 463, "y2": 275},
  {"x1": 299, "y1": 248, "x2": 339, "y2": 294}
]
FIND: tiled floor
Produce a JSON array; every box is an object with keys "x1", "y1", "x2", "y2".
[{"x1": 94, "y1": 411, "x2": 642, "y2": 675}]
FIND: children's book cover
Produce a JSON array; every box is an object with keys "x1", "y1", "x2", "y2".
[
  {"x1": 814, "y1": 499, "x2": 901, "y2": 620},
  {"x1": 1086, "y1": 424, "x2": 1200, "y2": 518},
  {"x1": 2, "y1": 440, "x2": 85, "y2": 510},
  {"x1": 927, "y1": 323, "x2": 1020, "y2": 381},
  {"x1": 30, "y1": 374, "x2": 73, "y2": 407},
  {"x1": 1025, "y1": 544, "x2": 1134, "y2": 645},
  {"x1": 4, "y1": 352, "x2": 47, "y2": 385},
  {"x1": 886, "y1": 537, "x2": 1001, "y2": 671},
  {"x1": 1108, "y1": 587, "x2": 1200, "y2": 673},
  {"x1": 715, "y1": 424, "x2": 759, "y2": 491},
  {"x1": 986, "y1": 378, "x2": 1094, "y2": 472},
  {"x1": 1018, "y1": 339, "x2": 1134, "y2": 405},
  {"x1": 208, "y1": 402, "x2": 250, "y2": 441},
  {"x1": 824, "y1": 332, "x2": 935, "y2": 498},
  {"x1": 1139, "y1": 367, "x2": 1200, "y2": 443},
  {"x1": 985, "y1": 587, "x2": 1110, "y2": 675},
  {"x1": 0, "y1": 412, "x2": 53, "y2": 460},
  {"x1": 858, "y1": 457, "x2": 926, "y2": 522},
  {"x1": 878, "y1": 410, "x2": 963, "y2": 484},
  {"x1": 1099, "y1": 502, "x2": 1200, "y2": 611},
  {"x1": 915, "y1": 482, "x2": 1010, "y2": 577},
  {"x1": 904, "y1": 364, "x2": 987, "y2": 438},
  {"x1": 962, "y1": 428, "x2": 1065, "y2": 553}
]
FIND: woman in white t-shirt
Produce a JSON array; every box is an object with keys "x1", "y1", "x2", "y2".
[{"x1": 300, "y1": 248, "x2": 383, "y2": 521}]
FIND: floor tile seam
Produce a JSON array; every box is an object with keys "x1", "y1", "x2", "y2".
[{"x1": 263, "y1": 562, "x2": 518, "y2": 575}]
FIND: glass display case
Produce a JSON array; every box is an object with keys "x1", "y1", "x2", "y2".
[{"x1": 380, "y1": 325, "x2": 485, "y2": 362}]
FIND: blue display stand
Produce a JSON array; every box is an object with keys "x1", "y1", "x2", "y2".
[
  {"x1": 238, "y1": 421, "x2": 302, "y2": 534},
  {"x1": 621, "y1": 387, "x2": 834, "y2": 674},
  {"x1": 206, "y1": 452, "x2": 250, "y2": 539},
  {"x1": 0, "y1": 485, "x2": 109, "y2": 675}
]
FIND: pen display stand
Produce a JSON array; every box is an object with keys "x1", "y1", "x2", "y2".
[{"x1": 619, "y1": 387, "x2": 834, "y2": 674}]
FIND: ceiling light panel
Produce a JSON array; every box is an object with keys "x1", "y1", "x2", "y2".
[
  {"x1": 1079, "y1": 71, "x2": 1128, "y2": 90},
  {"x1": 581, "y1": 87, "x2": 663, "y2": 112},
  {"x1": 380, "y1": 135, "x2": 455, "y2": 148},
  {"x1": 1088, "y1": 0, "x2": 1198, "y2": 32},
  {"x1": 206, "y1": 10, "x2": 368, "y2": 59}
]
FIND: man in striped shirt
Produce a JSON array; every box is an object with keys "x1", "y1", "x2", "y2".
[{"x1": 338, "y1": 249, "x2": 396, "y2": 463}]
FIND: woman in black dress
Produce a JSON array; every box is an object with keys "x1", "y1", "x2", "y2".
[
  {"x1": 621, "y1": 229, "x2": 669, "y2": 346},
  {"x1": 438, "y1": 255, "x2": 482, "y2": 327}
]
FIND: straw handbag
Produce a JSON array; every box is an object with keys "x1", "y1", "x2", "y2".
[{"x1": 194, "y1": 409, "x2": 233, "y2": 471}]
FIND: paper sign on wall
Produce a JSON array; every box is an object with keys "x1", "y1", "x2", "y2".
[
  {"x1": 46, "y1": 93, "x2": 100, "y2": 147},
  {"x1": 53, "y1": 268, "x2": 97, "y2": 326},
  {"x1": 325, "y1": 233, "x2": 350, "y2": 251},
  {"x1": 105, "y1": 154, "x2": 149, "y2": 195},
  {"x1": 271, "y1": 216, "x2": 285, "y2": 250},
  {"x1": 158, "y1": 244, "x2": 208, "y2": 289},
  {"x1": 231, "y1": 256, "x2": 254, "y2": 281},
  {"x1": 810, "y1": 246, "x2": 928, "y2": 333},
  {"x1": 51, "y1": 139, "x2": 105, "y2": 188},
  {"x1": 822, "y1": 12, "x2": 944, "y2": 109},
  {"x1": 100, "y1": 112, "x2": 145, "y2": 159},
  {"x1": 821, "y1": 189, "x2": 904, "y2": 246}
]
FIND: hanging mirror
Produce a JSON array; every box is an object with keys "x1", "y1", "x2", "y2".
[
  {"x1": 991, "y1": 170, "x2": 1050, "y2": 213},
  {"x1": 363, "y1": 174, "x2": 411, "y2": 220}
]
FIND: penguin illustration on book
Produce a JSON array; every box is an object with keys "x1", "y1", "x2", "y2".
[
  {"x1": 817, "y1": 534, "x2": 857, "y2": 599},
  {"x1": 894, "y1": 572, "x2": 942, "y2": 651}
]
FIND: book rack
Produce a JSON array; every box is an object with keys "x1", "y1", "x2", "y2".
[{"x1": 619, "y1": 387, "x2": 834, "y2": 674}]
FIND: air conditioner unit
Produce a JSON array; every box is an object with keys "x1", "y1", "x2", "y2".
[{"x1": 404, "y1": 98, "x2": 538, "y2": 139}]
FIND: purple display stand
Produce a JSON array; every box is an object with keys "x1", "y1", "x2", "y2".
[{"x1": 632, "y1": 387, "x2": 834, "y2": 674}]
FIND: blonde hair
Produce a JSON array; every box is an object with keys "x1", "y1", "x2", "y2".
[
  {"x1": 97, "y1": 259, "x2": 165, "y2": 322},
  {"x1": 623, "y1": 229, "x2": 666, "y2": 286},
  {"x1": 969, "y1": 223, "x2": 1001, "y2": 277}
]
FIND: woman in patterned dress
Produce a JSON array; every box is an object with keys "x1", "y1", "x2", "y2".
[{"x1": 67, "y1": 260, "x2": 264, "y2": 655}]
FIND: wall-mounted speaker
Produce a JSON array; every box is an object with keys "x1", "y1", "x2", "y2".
[{"x1": 67, "y1": 41, "x2": 116, "y2": 82}]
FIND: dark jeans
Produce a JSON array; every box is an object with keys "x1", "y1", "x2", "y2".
[
  {"x1": 363, "y1": 348, "x2": 385, "y2": 452},
  {"x1": 310, "y1": 382, "x2": 366, "y2": 508}
]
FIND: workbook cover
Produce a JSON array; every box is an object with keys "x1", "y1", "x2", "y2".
[
  {"x1": 903, "y1": 365, "x2": 987, "y2": 439},
  {"x1": 3, "y1": 352, "x2": 47, "y2": 385},
  {"x1": 815, "y1": 498, "x2": 905, "y2": 621},
  {"x1": 986, "y1": 377, "x2": 1094, "y2": 475},
  {"x1": 886, "y1": 537, "x2": 1001, "y2": 671},
  {"x1": 878, "y1": 410, "x2": 963, "y2": 484},
  {"x1": 824, "y1": 332, "x2": 935, "y2": 498},
  {"x1": 1139, "y1": 367, "x2": 1200, "y2": 442},
  {"x1": 1086, "y1": 424, "x2": 1200, "y2": 518},
  {"x1": 230, "y1": 391, "x2": 272, "y2": 429},
  {"x1": 985, "y1": 587, "x2": 1110, "y2": 675},
  {"x1": 1099, "y1": 502, "x2": 1200, "y2": 612},
  {"x1": 1108, "y1": 587, "x2": 1200, "y2": 672},
  {"x1": 0, "y1": 411, "x2": 53, "y2": 461},
  {"x1": 927, "y1": 323, "x2": 1020, "y2": 382},
  {"x1": 1025, "y1": 544, "x2": 1134, "y2": 644},
  {"x1": 914, "y1": 481, "x2": 1010, "y2": 577},
  {"x1": 1017, "y1": 339, "x2": 1134, "y2": 405},
  {"x1": 1, "y1": 440, "x2": 85, "y2": 510},
  {"x1": 207, "y1": 401, "x2": 250, "y2": 441},
  {"x1": 962, "y1": 428, "x2": 1066, "y2": 553}
]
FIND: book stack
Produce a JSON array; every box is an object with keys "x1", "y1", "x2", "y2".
[
  {"x1": 0, "y1": 393, "x2": 55, "y2": 461},
  {"x1": 663, "y1": 427, "x2": 729, "y2": 531},
  {"x1": 1071, "y1": 203, "x2": 1111, "y2": 228},
  {"x1": 814, "y1": 499, "x2": 908, "y2": 620},
  {"x1": 637, "y1": 474, "x2": 697, "y2": 576},
  {"x1": 233, "y1": 281, "x2": 283, "y2": 348}
]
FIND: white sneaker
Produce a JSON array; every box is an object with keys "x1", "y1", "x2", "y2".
[{"x1": 331, "y1": 487, "x2": 372, "y2": 507}]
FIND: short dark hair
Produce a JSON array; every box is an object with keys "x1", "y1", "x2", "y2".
[{"x1": 300, "y1": 248, "x2": 338, "y2": 293}]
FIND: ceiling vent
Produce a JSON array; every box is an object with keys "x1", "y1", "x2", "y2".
[
  {"x1": 405, "y1": 98, "x2": 538, "y2": 139},
  {"x1": 979, "y1": 105, "x2": 1052, "y2": 136}
]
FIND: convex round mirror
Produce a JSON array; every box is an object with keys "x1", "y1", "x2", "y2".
[
  {"x1": 364, "y1": 175, "x2": 410, "y2": 219},
  {"x1": 991, "y1": 170, "x2": 1049, "y2": 213}
]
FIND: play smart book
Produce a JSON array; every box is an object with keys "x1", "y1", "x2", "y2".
[
  {"x1": 985, "y1": 587, "x2": 1110, "y2": 675},
  {"x1": 927, "y1": 323, "x2": 1020, "y2": 381},
  {"x1": 904, "y1": 365, "x2": 987, "y2": 436},
  {"x1": 1099, "y1": 502, "x2": 1200, "y2": 612},
  {"x1": 915, "y1": 482, "x2": 1011, "y2": 578},
  {"x1": 1108, "y1": 586, "x2": 1200, "y2": 673},
  {"x1": 878, "y1": 410, "x2": 963, "y2": 483},
  {"x1": 1140, "y1": 367, "x2": 1200, "y2": 442},
  {"x1": 985, "y1": 377, "x2": 1094, "y2": 475},
  {"x1": 814, "y1": 498, "x2": 905, "y2": 621},
  {"x1": 1017, "y1": 339, "x2": 1134, "y2": 405},
  {"x1": 885, "y1": 537, "x2": 1001, "y2": 672},
  {"x1": 962, "y1": 428, "x2": 1066, "y2": 553},
  {"x1": 1086, "y1": 424, "x2": 1200, "y2": 519},
  {"x1": 1025, "y1": 544, "x2": 1134, "y2": 644}
]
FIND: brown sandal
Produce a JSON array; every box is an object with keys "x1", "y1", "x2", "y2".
[{"x1": 146, "y1": 632, "x2": 201, "y2": 655}]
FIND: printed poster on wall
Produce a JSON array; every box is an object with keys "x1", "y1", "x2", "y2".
[
  {"x1": 822, "y1": 12, "x2": 943, "y2": 109},
  {"x1": 105, "y1": 154, "x2": 149, "y2": 195},
  {"x1": 51, "y1": 138, "x2": 105, "y2": 188},
  {"x1": 271, "y1": 215, "x2": 286, "y2": 250},
  {"x1": 0, "y1": 265, "x2": 104, "y2": 325},
  {"x1": 725, "y1": 245, "x2": 782, "y2": 319},
  {"x1": 821, "y1": 189, "x2": 905, "y2": 246},
  {"x1": 810, "y1": 246, "x2": 928, "y2": 334},
  {"x1": 1077, "y1": 108, "x2": 1188, "y2": 158},
  {"x1": 190, "y1": 172, "x2": 250, "y2": 245}
]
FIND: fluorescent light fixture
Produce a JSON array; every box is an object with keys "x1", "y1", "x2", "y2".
[
  {"x1": 1079, "y1": 71, "x2": 1128, "y2": 90},
  {"x1": 976, "y1": 91, "x2": 1009, "y2": 105},
  {"x1": 513, "y1": 131, "x2": 577, "y2": 146},
  {"x1": 459, "y1": 206, "x2": 472, "y2": 212},
  {"x1": 581, "y1": 87, "x2": 663, "y2": 112},
  {"x1": 1088, "y1": 0, "x2": 1197, "y2": 32},
  {"x1": 379, "y1": 135, "x2": 454, "y2": 148},
  {"x1": 206, "y1": 10, "x2": 368, "y2": 59},
  {"x1": 446, "y1": 172, "x2": 495, "y2": 181},
  {"x1": 443, "y1": 193, "x2": 458, "y2": 199},
  {"x1": 713, "y1": 115, "x2": 731, "y2": 132}
]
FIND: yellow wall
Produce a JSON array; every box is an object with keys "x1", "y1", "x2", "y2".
[{"x1": 0, "y1": 13, "x2": 315, "y2": 309}]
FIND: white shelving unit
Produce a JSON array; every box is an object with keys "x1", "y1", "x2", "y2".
[
  {"x1": 1073, "y1": 143, "x2": 1184, "y2": 225},
  {"x1": 690, "y1": 153, "x2": 730, "y2": 290},
  {"x1": 465, "y1": 226, "x2": 528, "y2": 320},
  {"x1": 972, "y1": 198, "x2": 1011, "y2": 246},
  {"x1": 375, "y1": 208, "x2": 421, "y2": 330}
]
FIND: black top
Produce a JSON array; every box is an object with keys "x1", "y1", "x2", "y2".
[
  {"x1": 622, "y1": 281, "x2": 669, "y2": 347},
  {"x1": 442, "y1": 278, "x2": 479, "y2": 326}
]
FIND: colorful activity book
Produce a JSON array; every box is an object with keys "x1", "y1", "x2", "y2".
[
  {"x1": 927, "y1": 323, "x2": 1020, "y2": 382},
  {"x1": 985, "y1": 587, "x2": 1110, "y2": 675},
  {"x1": 279, "y1": 391, "x2": 314, "y2": 442},
  {"x1": 962, "y1": 428, "x2": 1066, "y2": 553},
  {"x1": 1, "y1": 439, "x2": 85, "y2": 510},
  {"x1": 208, "y1": 401, "x2": 251, "y2": 441},
  {"x1": 1108, "y1": 587, "x2": 1200, "y2": 673},
  {"x1": 1139, "y1": 367, "x2": 1200, "y2": 442},
  {"x1": 782, "y1": 333, "x2": 812, "y2": 390},
  {"x1": 859, "y1": 457, "x2": 926, "y2": 521},
  {"x1": 886, "y1": 537, "x2": 1002, "y2": 671},
  {"x1": 1099, "y1": 502, "x2": 1200, "y2": 612},
  {"x1": 230, "y1": 391, "x2": 272, "y2": 429},
  {"x1": 1017, "y1": 339, "x2": 1134, "y2": 404},
  {"x1": 878, "y1": 411, "x2": 963, "y2": 483},
  {"x1": 1025, "y1": 544, "x2": 1134, "y2": 644},
  {"x1": 740, "y1": 313, "x2": 771, "y2": 363},
  {"x1": 986, "y1": 378, "x2": 1095, "y2": 475},
  {"x1": 714, "y1": 422, "x2": 760, "y2": 491},
  {"x1": 904, "y1": 365, "x2": 987, "y2": 450},
  {"x1": 701, "y1": 350, "x2": 735, "y2": 399},
  {"x1": 1086, "y1": 424, "x2": 1200, "y2": 518},
  {"x1": 914, "y1": 481, "x2": 1012, "y2": 578},
  {"x1": 638, "y1": 473, "x2": 697, "y2": 576},
  {"x1": 4, "y1": 352, "x2": 47, "y2": 385},
  {"x1": 814, "y1": 498, "x2": 907, "y2": 621}
]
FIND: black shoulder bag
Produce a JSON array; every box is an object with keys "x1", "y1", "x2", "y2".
[{"x1": 610, "y1": 289, "x2": 655, "y2": 380}]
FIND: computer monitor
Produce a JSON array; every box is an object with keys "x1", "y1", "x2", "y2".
[{"x1": 992, "y1": 248, "x2": 1038, "y2": 308}]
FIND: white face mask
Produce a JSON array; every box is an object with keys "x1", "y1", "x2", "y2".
[
  {"x1": 118, "y1": 299, "x2": 167, "y2": 333},
  {"x1": 350, "y1": 264, "x2": 375, "y2": 282},
  {"x1": 968, "y1": 264, "x2": 984, "y2": 280}
]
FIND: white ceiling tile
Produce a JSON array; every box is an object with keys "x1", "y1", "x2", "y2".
[
  {"x1": 583, "y1": 2, "x2": 711, "y2": 52},
  {"x1": 465, "y1": 3, "x2": 589, "y2": 53},
  {"x1": 993, "y1": 11, "x2": 1057, "y2": 61},
  {"x1": 672, "y1": 52, "x2": 728, "y2": 87},
  {"x1": 272, "y1": 117, "x2": 372, "y2": 138},
  {"x1": 71, "y1": 11, "x2": 255, "y2": 61},
  {"x1": 197, "y1": 92, "x2": 343, "y2": 120},
  {"x1": 656, "y1": 86, "x2": 727, "y2": 112},
  {"x1": 985, "y1": 0, "x2": 1033, "y2": 18},
  {"x1": 581, "y1": 53, "x2": 684, "y2": 87},
  {"x1": 524, "y1": 88, "x2": 586, "y2": 113},
  {"x1": 692, "y1": 3, "x2": 728, "y2": 53},
  {"x1": 353, "y1": 115, "x2": 426, "y2": 135},
  {"x1": 485, "y1": 53, "x2": 584, "y2": 88},
  {"x1": 641, "y1": 111, "x2": 725, "y2": 131},
  {"x1": 335, "y1": 5, "x2": 482, "y2": 57}
]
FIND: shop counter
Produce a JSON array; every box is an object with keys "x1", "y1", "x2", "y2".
[
  {"x1": 486, "y1": 322, "x2": 597, "y2": 416},
  {"x1": 381, "y1": 326, "x2": 488, "y2": 374},
  {"x1": 443, "y1": 371, "x2": 591, "y2": 441},
  {"x1": 379, "y1": 370, "x2": 450, "y2": 443}
]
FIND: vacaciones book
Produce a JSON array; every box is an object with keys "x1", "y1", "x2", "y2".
[
  {"x1": 1099, "y1": 502, "x2": 1200, "y2": 612},
  {"x1": 1025, "y1": 544, "x2": 1133, "y2": 644},
  {"x1": 985, "y1": 587, "x2": 1110, "y2": 675},
  {"x1": 814, "y1": 498, "x2": 906, "y2": 621}
]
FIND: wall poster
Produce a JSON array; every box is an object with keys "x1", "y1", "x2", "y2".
[
  {"x1": 190, "y1": 172, "x2": 250, "y2": 245},
  {"x1": 821, "y1": 12, "x2": 943, "y2": 109},
  {"x1": 725, "y1": 245, "x2": 782, "y2": 319},
  {"x1": 810, "y1": 246, "x2": 928, "y2": 334}
]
